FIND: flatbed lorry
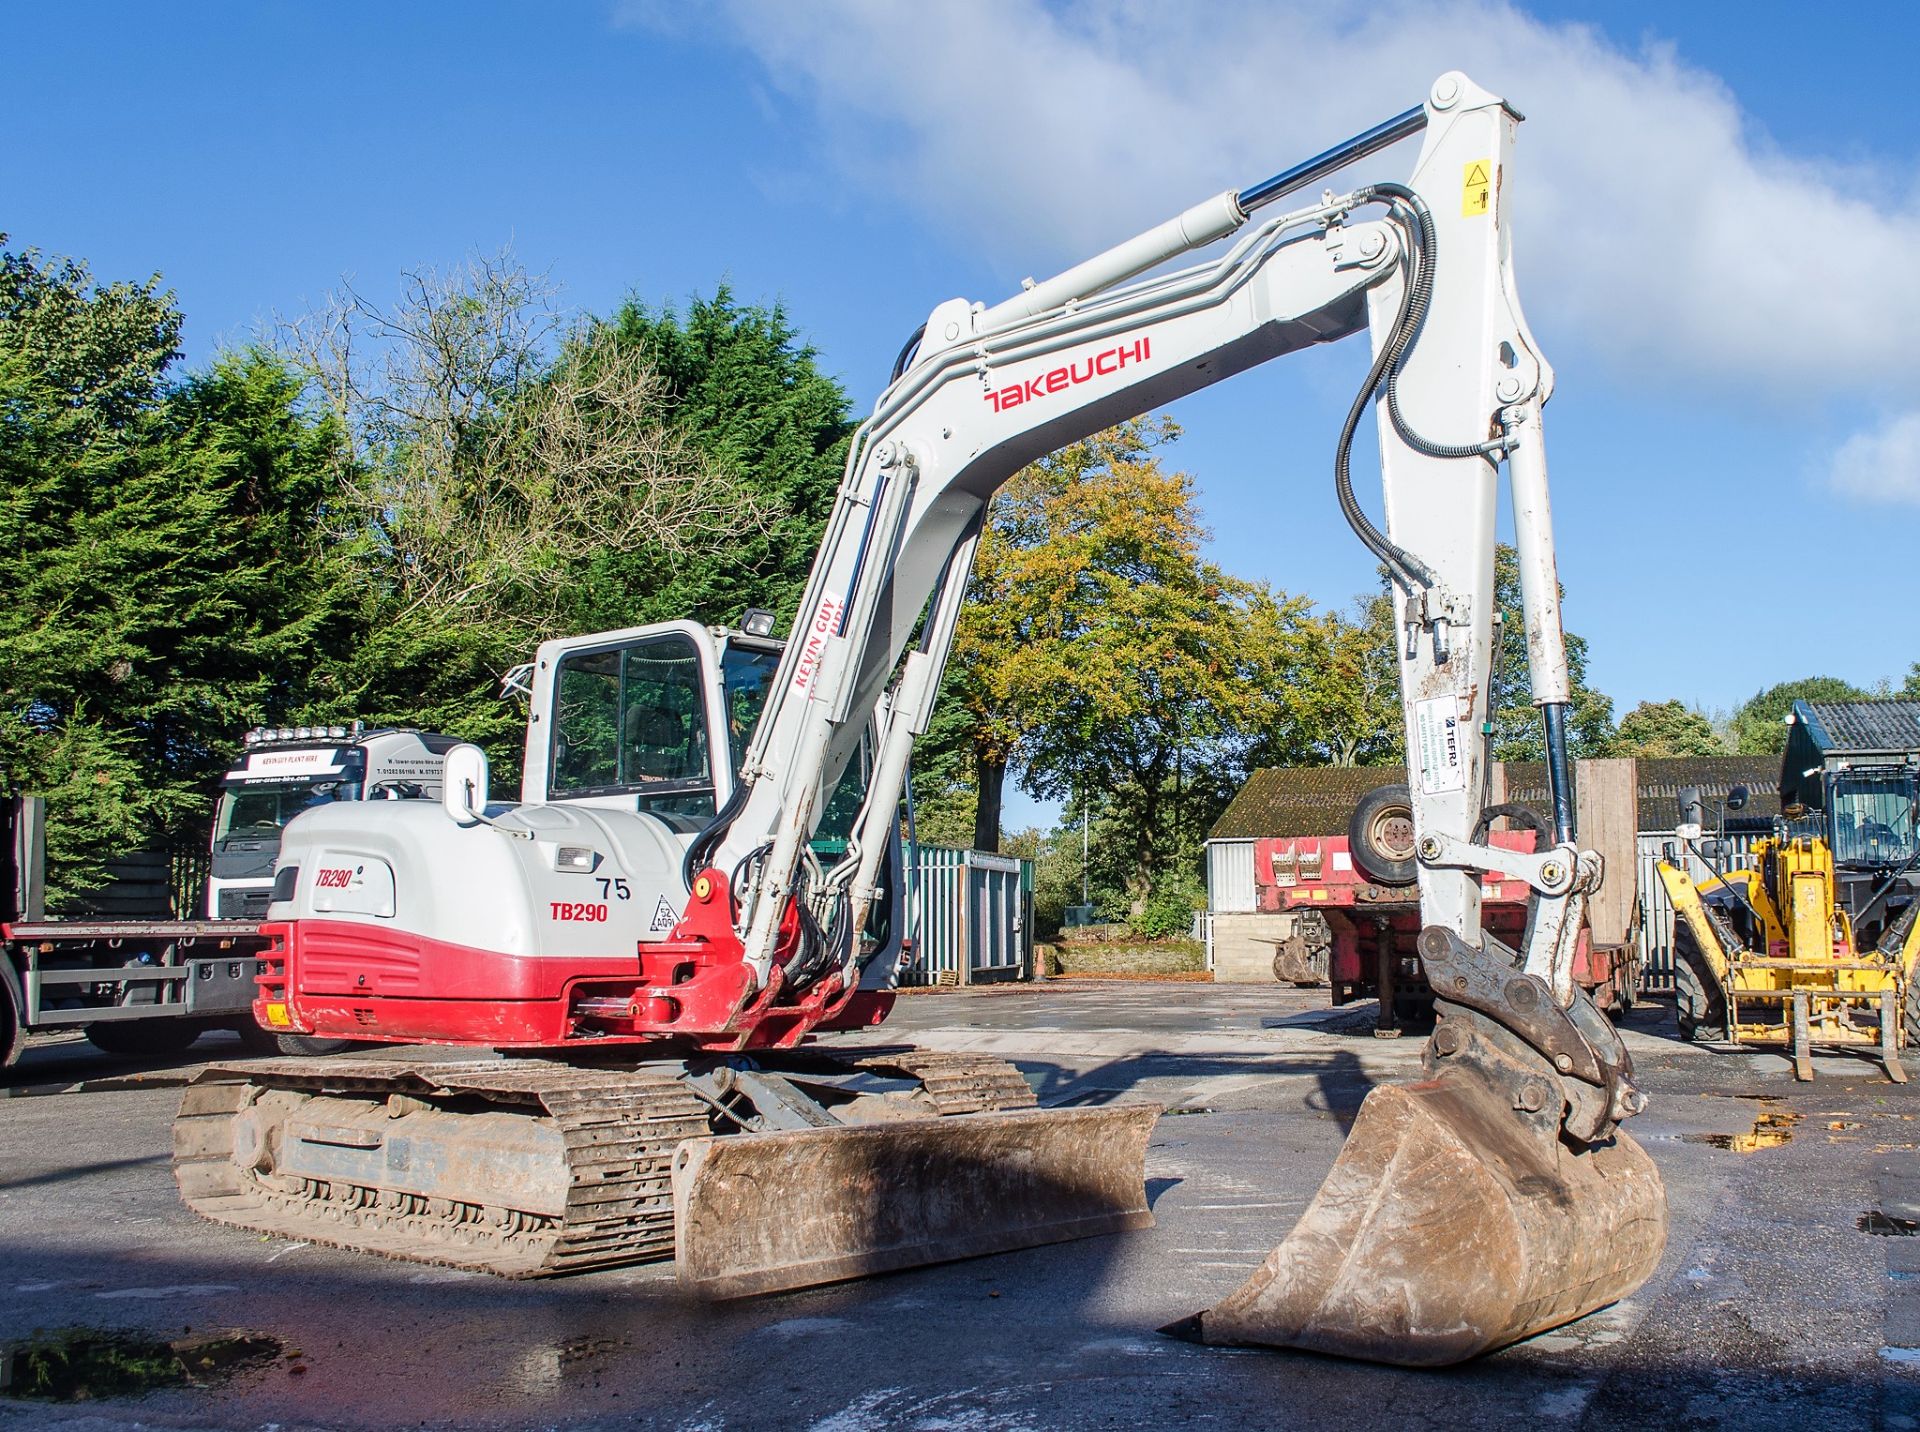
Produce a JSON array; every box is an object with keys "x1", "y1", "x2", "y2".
[{"x1": 0, "y1": 725, "x2": 453, "y2": 1065}]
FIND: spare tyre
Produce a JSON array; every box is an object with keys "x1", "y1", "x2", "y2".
[
  {"x1": 1348, "y1": 783, "x2": 1418, "y2": 887},
  {"x1": 272, "y1": 1034, "x2": 358, "y2": 1057}
]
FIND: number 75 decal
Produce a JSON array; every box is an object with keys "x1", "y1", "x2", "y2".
[{"x1": 595, "y1": 878, "x2": 632, "y2": 901}]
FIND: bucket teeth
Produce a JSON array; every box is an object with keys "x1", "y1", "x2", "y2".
[{"x1": 1180, "y1": 1069, "x2": 1666, "y2": 1366}]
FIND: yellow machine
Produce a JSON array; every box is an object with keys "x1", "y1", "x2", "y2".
[{"x1": 1658, "y1": 700, "x2": 1920, "y2": 1080}]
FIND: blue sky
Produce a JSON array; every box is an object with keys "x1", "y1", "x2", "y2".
[{"x1": 10, "y1": 3, "x2": 1919, "y2": 827}]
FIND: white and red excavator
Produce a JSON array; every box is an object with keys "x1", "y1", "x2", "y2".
[{"x1": 174, "y1": 72, "x2": 1666, "y2": 1366}]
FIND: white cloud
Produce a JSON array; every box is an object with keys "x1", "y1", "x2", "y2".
[
  {"x1": 638, "y1": 0, "x2": 1920, "y2": 471},
  {"x1": 1830, "y1": 410, "x2": 1920, "y2": 504}
]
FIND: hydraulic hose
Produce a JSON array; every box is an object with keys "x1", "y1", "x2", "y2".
[
  {"x1": 1331, "y1": 188, "x2": 1435, "y2": 592},
  {"x1": 1331, "y1": 182, "x2": 1509, "y2": 596},
  {"x1": 1372, "y1": 186, "x2": 1506, "y2": 463},
  {"x1": 683, "y1": 778, "x2": 751, "y2": 887},
  {"x1": 890, "y1": 324, "x2": 927, "y2": 383}
]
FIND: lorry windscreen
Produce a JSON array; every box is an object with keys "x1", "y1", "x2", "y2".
[{"x1": 214, "y1": 778, "x2": 364, "y2": 844}]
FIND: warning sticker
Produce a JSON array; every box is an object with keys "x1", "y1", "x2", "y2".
[
  {"x1": 649, "y1": 896, "x2": 679, "y2": 934},
  {"x1": 1461, "y1": 160, "x2": 1492, "y2": 217},
  {"x1": 1414, "y1": 694, "x2": 1468, "y2": 795}
]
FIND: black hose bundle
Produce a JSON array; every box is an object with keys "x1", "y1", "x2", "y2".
[
  {"x1": 1331, "y1": 182, "x2": 1505, "y2": 597},
  {"x1": 683, "y1": 779, "x2": 751, "y2": 887}
]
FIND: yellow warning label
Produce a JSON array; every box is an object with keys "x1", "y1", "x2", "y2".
[{"x1": 1462, "y1": 160, "x2": 1492, "y2": 217}]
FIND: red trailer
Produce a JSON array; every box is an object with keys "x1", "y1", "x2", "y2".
[{"x1": 1257, "y1": 827, "x2": 1635, "y2": 1033}]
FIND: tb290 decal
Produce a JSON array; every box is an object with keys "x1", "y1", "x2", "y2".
[{"x1": 550, "y1": 902, "x2": 609, "y2": 923}]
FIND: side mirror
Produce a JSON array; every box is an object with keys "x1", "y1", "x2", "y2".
[
  {"x1": 1677, "y1": 785, "x2": 1705, "y2": 829},
  {"x1": 1727, "y1": 784, "x2": 1750, "y2": 812},
  {"x1": 442, "y1": 744, "x2": 491, "y2": 826}
]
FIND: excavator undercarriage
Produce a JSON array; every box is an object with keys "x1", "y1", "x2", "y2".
[{"x1": 177, "y1": 1049, "x2": 1157, "y2": 1293}]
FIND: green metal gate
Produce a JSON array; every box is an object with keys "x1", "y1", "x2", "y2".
[{"x1": 903, "y1": 845, "x2": 1033, "y2": 985}]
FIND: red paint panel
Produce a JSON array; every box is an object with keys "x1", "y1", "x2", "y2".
[{"x1": 260, "y1": 867, "x2": 883, "y2": 1053}]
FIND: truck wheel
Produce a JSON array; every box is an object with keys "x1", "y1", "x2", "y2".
[
  {"x1": 0, "y1": 984, "x2": 19, "y2": 1068},
  {"x1": 86, "y1": 1021, "x2": 204, "y2": 1058},
  {"x1": 1348, "y1": 784, "x2": 1418, "y2": 888},
  {"x1": 1904, "y1": 976, "x2": 1920, "y2": 1051},
  {"x1": 1673, "y1": 929, "x2": 1725, "y2": 1042},
  {"x1": 229, "y1": 1022, "x2": 281, "y2": 1055},
  {"x1": 228, "y1": 1020, "x2": 356, "y2": 1058}
]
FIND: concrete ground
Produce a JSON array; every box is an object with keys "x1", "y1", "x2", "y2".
[{"x1": 3, "y1": 981, "x2": 1920, "y2": 1430}]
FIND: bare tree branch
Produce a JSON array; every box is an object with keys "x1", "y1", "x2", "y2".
[{"x1": 269, "y1": 247, "x2": 770, "y2": 643}]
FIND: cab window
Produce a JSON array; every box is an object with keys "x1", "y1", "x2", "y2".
[
  {"x1": 719, "y1": 642, "x2": 781, "y2": 776},
  {"x1": 1829, "y1": 773, "x2": 1919, "y2": 867},
  {"x1": 551, "y1": 634, "x2": 713, "y2": 812}
]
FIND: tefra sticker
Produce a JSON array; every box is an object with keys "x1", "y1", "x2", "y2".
[{"x1": 1414, "y1": 694, "x2": 1467, "y2": 795}]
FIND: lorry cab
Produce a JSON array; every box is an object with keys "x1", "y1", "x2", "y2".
[{"x1": 209, "y1": 725, "x2": 458, "y2": 919}]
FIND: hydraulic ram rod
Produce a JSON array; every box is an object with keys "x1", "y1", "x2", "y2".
[
  {"x1": 1236, "y1": 104, "x2": 1427, "y2": 214},
  {"x1": 977, "y1": 103, "x2": 1428, "y2": 335}
]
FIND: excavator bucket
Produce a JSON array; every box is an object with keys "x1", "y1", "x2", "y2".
[
  {"x1": 1170, "y1": 1068, "x2": 1666, "y2": 1366},
  {"x1": 674, "y1": 1103, "x2": 1160, "y2": 1298}
]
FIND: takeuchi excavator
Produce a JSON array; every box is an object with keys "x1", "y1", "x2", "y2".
[{"x1": 173, "y1": 73, "x2": 1666, "y2": 1366}]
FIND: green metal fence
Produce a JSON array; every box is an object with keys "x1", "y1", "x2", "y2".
[{"x1": 903, "y1": 844, "x2": 1034, "y2": 986}]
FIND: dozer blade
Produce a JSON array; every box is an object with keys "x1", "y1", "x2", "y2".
[
  {"x1": 1171, "y1": 1068, "x2": 1665, "y2": 1366},
  {"x1": 673, "y1": 1102, "x2": 1160, "y2": 1298}
]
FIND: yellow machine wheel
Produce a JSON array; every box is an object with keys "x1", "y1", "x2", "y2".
[{"x1": 1673, "y1": 927, "x2": 1726, "y2": 1042}]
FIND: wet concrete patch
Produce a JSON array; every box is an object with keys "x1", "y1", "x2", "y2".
[
  {"x1": 0, "y1": 1326, "x2": 285, "y2": 1401},
  {"x1": 1683, "y1": 1110, "x2": 1801, "y2": 1151}
]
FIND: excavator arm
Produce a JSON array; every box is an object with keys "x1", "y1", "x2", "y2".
[
  {"x1": 687, "y1": 72, "x2": 1641, "y2": 1144},
  {"x1": 670, "y1": 71, "x2": 1667, "y2": 1361}
]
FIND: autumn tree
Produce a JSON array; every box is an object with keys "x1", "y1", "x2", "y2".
[
  {"x1": 940, "y1": 418, "x2": 1308, "y2": 910},
  {"x1": 1251, "y1": 587, "x2": 1403, "y2": 769},
  {"x1": 1614, "y1": 699, "x2": 1723, "y2": 757},
  {"x1": 1254, "y1": 547, "x2": 1613, "y2": 775}
]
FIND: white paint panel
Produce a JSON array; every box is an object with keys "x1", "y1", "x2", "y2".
[{"x1": 1206, "y1": 840, "x2": 1257, "y2": 913}]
